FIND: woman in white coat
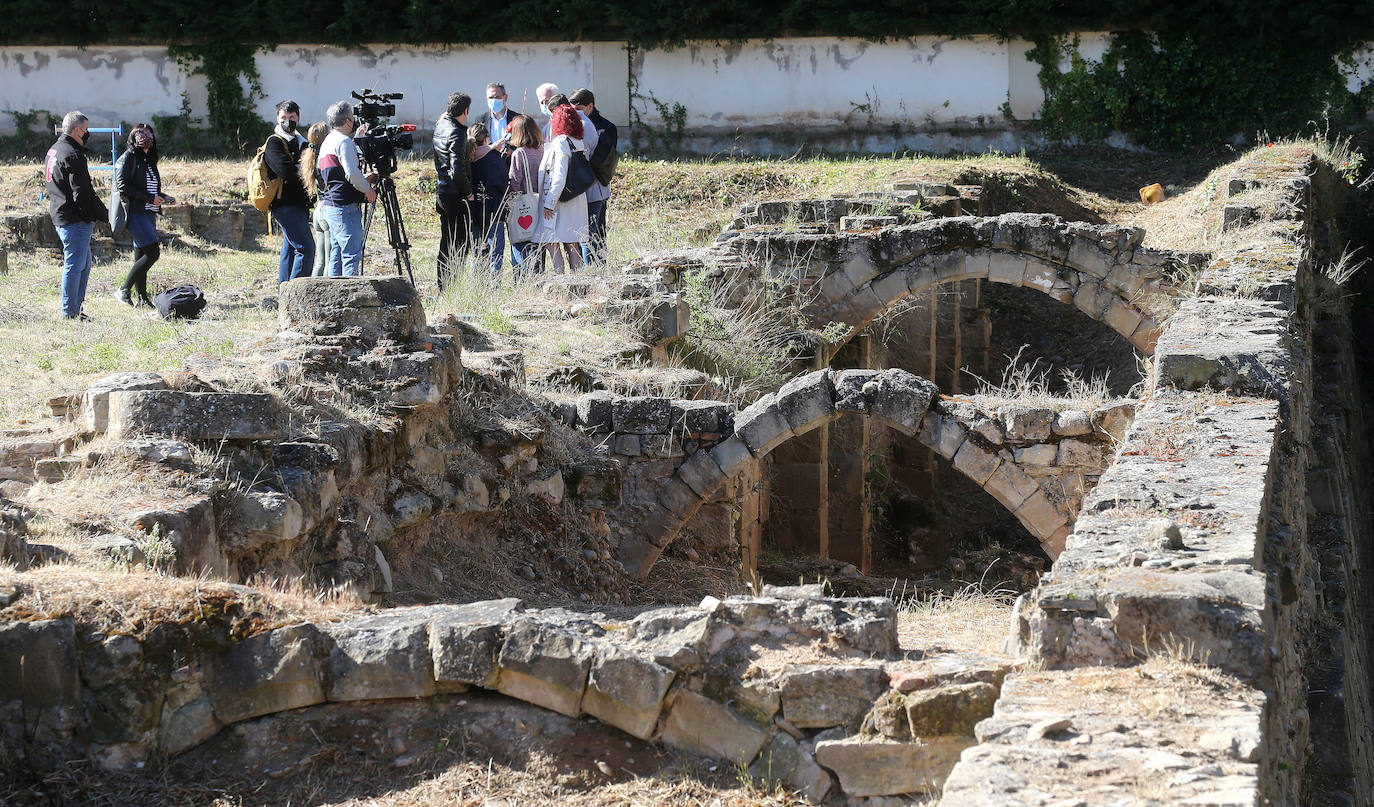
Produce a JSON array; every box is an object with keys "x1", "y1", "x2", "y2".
[{"x1": 536, "y1": 104, "x2": 590, "y2": 273}]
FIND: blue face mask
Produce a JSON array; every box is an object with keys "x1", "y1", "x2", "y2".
[
  {"x1": 488, "y1": 98, "x2": 504, "y2": 115},
  {"x1": 539, "y1": 103, "x2": 550, "y2": 117}
]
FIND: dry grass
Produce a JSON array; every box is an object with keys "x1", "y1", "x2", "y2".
[
  {"x1": 893, "y1": 583, "x2": 1017, "y2": 658},
  {"x1": 0, "y1": 564, "x2": 362, "y2": 638},
  {"x1": 960, "y1": 346, "x2": 1118, "y2": 412}
]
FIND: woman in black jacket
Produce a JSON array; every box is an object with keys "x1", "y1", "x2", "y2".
[
  {"x1": 264, "y1": 100, "x2": 314, "y2": 284},
  {"x1": 114, "y1": 123, "x2": 174, "y2": 307}
]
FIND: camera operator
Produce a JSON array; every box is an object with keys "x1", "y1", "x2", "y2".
[
  {"x1": 319, "y1": 100, "x2": 377, "y2": 277},
  {"x1": 433, "y1": 92, "x2": 475, "y2": 291}
]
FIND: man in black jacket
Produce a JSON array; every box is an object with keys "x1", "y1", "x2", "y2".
[
  {"x1": 45, "y1": 111, "x2": 108, "y2": 320},
  {"x1": 263, "y1": 100, "x2": 315, "y2": 284},
  {"x1": 433, "y1": 92, "x2": 474, "y2": 290},
  {"x1": 570, "y1": 89, "x2": 618, "y2": 265}
]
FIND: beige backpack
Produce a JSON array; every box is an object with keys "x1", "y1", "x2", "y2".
[{"x1": 247, "y1": 134, "x2": 287, "y2": 212}]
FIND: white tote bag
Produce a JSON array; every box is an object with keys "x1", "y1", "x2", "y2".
[{"x1": 506, "y1": 148, "x2": 540, "y2": 244}]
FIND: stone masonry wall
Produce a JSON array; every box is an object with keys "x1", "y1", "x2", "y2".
[
  {"x1": 0, "y1": 586, "x2": 1017, "y2": 802},
  {"x1": 937, "y1": 145, "x2": 1334, "y2": 806}
]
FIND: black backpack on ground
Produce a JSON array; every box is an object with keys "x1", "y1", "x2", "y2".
[{"x1": 154, "y1": 285, "x2": 207, "y2": 320}]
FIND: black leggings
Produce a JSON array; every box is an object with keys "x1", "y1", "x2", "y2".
[{"x1": 121, "y1": 243, "x2": 160, "y2": 299}]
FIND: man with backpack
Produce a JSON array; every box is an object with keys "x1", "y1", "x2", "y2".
[
  {"x1": 45, "y1": 111, "x2": 108, "y2": 321},
  {"x1": 570, "y1": 88, "x2": 618, "y2": 265}
]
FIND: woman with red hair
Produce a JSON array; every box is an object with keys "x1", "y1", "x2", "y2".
[{"x1": 535, "y1": 103, "x2": 590, "y2": 272}]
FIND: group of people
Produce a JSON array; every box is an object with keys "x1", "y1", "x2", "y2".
[
  {"x1": 430, "y1": 82, "x2": 618, "y2": 288},
  {"x1": 42, "y1": 79, "x2": 619, "y2": 320}
]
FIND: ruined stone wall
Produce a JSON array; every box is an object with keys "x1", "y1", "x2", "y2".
[{"x1": 938, "y1": 146, "x2": 1369, "y2": 806}]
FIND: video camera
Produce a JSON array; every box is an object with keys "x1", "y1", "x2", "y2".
[{"x1": 350, "y1": 88, "x2": 415, "y2": 177}]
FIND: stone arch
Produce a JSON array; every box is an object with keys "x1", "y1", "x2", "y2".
[
  {"x1": 616, "y1": 367, "x2": 1106, "y2": 580},
  {"x1": 806, "y1": 214, "x2": 1178, "y2": 357}
]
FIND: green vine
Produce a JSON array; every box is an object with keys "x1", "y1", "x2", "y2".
[
  {"x1": 1028, "y1": 32, "x2": 1367, "y2": 150},
  {"x1": 168, "y1": 43, "x2": 267, "y2": 155}
]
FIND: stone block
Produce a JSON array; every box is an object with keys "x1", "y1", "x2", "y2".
[
  {"x1": 660, "y1": 688, "x2": 768, "y2": 765},
  {"x1": 613, "y1": 434, "x2": 641, "y2": 456},
  {"x1": 963, "y1": 250, "x2": 992, "y2": 280},
  {"x1": 324, "y1": 613, "x2": 436, "y2": 702},
  {"x1": 1073, "y1": 279, "x2": 1109, "y2": 318},
  {"x1": 814, "y1": 736, "x2": 974, "y2": 797},
  {"x1": 1103, "y1": 297, "x2": 1145, "y2": 337},
  {"x1": 987, "y1": 251, "x2": 1028, "y2": 285},
  {"x1": 1052, "y1": 409, "x2": 1092, "y2": 436},
  {"x1": 1001, "y1": 406, "x2": 1053, "y2": 441},
  {"x1": 1012, "y1": 444, "x2": 1057, "y2": 466},
  {"x1": 429, "y1": 598, "x2": 523, "y2": 690},
  {"x1": 869, "y1": 370, "x2": 937, "y2": 435},
  {"x1": 224, "y1": 490, "x2": 304, "y2": 553},
  {"x1": 749, "y1": 733, "x2": 834, "y2": 803},
  {"x1": 84, "y1": 372, "x2": 168, "y2": 433},
  {"x1": 641, "y1": 434, "x2": 684, "y2": 458},
  {"x1": 676, "y1": 450, "x2": 728, "y2": 498},
  {"x1": 112, "y1": 438, "x2": 194, "y2": 468},
  {"x1": 612, "y1": 396, "x2": 672, "y2": 435},
  {"x1": 671, "y1": 400, "x2": 730, "y2": 434},
  {"x1": 833, "y1": 369, "x2": 880, "y2": 413},
  {"x1": 159, "y1": 690, "x2": 221, "y2": 756},
  {"x1": 775, "y1": 371, "x2": 835, "y2": 433},
  {"x1": 496, "y1": 619, "x2": 596, "y2": 717},
  {"x1": 734, "y1": 398, "x2": 794, "y2": 456},
  {"x1": 208, "y1": 624, "x2": 325, "y2": 724},
  {"x1": 1092, "y1": 401, "x2": 1136, "y2": 442},
  {"x1": 1067, "y1": 239, "x2": 1113, "y2": 279},
  {"x1": 575, "y1": 390, "x2": 615, "y2": 429},
  {"x1": 278, "y1": 276, "x2": 426, "y2": 342},
  {"x1": 658, "y1": 475, "x2": 704, "y2": 519},
  {"x1": 952, "y1": 440, "x2": 1001, "y2": 485},
  {"x1": 526, "y1": 469, "x2": 565, "y2": 503},
  {"x1": 1014, "y1": 491, "x2": 1068, "y2": 537},
  {"x1": 904, "y1": 682, "x2": 998, "y2": 736},
  {"x1": 870, "y1": 269, "x2": 910, "y2": 306},
  {"x1": 583, "y1": 645, "x2": 676, "y2": 739},
  {"x1": 780, "y1": 664, "x2": 888, "y2": 729},
  {"x1": 929, "y1": 413, "x2": 967, "y2": 459},
  {"x1": 709, "y1": 434, "x2": 754, "y2": 478},
  {"x1": 1056, "y1": 438, "x2": 1102, "y2": 467},
  {"x1": 107, "y1": 391, "x2": 285, "y2": 442},
  {"x1": 0, "y1": 618, "x2": 79, "y2": 707},
  {"x1": 983, "y1": 462, "x2": 1039, "y2": 510}
]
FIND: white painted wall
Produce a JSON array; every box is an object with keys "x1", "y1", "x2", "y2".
[{"x1": 1, "y1": 36, "x2": 1369, "y2": 153}]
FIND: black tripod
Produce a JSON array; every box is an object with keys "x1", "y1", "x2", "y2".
[{"x1": 362, "y1": 174, "x2": 415, "y2": 284}]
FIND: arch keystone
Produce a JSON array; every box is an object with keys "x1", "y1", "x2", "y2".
[{"x1": 776, "y1": 371, "x2": 836, "y2": 432}]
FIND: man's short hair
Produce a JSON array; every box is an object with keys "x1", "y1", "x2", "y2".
[
  {"x1": 60, "y1": 111, "x2": 88, "y2": 135},
  {"x1": 447, "y1": 93, "x2": 471, "y2": 119},
  {"x1": 536, "y1": 82, "x2": 560, "y2": 98},
  {"x1": 326, "y1": 101, "x2": 353, "y2": 129},
  {"x1": 547, "y1": 94, "x2": 570, "y2": 110},
  {"x1": 486, "y1": 83, "x2": 506, "y2": 96},
  {"x1": 569, "y1": 88, "x2": 595, "y2": 107},
  {"x1": 276, "y1": 100, "x2": 300, "y2": 115}
]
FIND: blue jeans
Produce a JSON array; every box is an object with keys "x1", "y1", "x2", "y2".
[
  {"x1": 274, "y1": 204, "x2": 315, "y2": 284},
  {"x1": 127, "y1": 210, "x2": 158, "y2": 248},
  {"x1": 487, "y1": 219, "x2": 507, "y2": 273},
  {"x1": 55, "y1": 220, "x2": 94, "y2": 318},
  {"x1": 583, "y1": 198, "x2": 608, "y2": 265},
  {"x1": 322, "y1": 203, "x2": 365, "y2": 277}
]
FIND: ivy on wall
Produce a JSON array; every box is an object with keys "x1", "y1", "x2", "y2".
[
  {"x1": 166, "y1": 43, "x2": 267, "y2": 154},
  {"x1": 1030, "y1": 33, "x2": 1365, "y2": 150}
]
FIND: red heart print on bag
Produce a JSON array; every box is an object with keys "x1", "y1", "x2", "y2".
[{"x1": 518, "y1": 214, "x2": 534, "y2": 230}]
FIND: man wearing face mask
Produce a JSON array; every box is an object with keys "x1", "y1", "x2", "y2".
[
  {"x1": 319, "y1": 100, "x2": 378, "y2": 278},
  {"x1": 262, "y1": 100, "x2": 315, "y2": 284},
  {"x1": 475, "y1": 83, "x2": 513, "y2": 156},
  {"x1": 45, "y1": 111, "x2": 108, "y2": 321}
]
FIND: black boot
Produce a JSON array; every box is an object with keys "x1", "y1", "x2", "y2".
[{"x1": 114, "y1": 286, "x2": 133, "y2": 306}]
